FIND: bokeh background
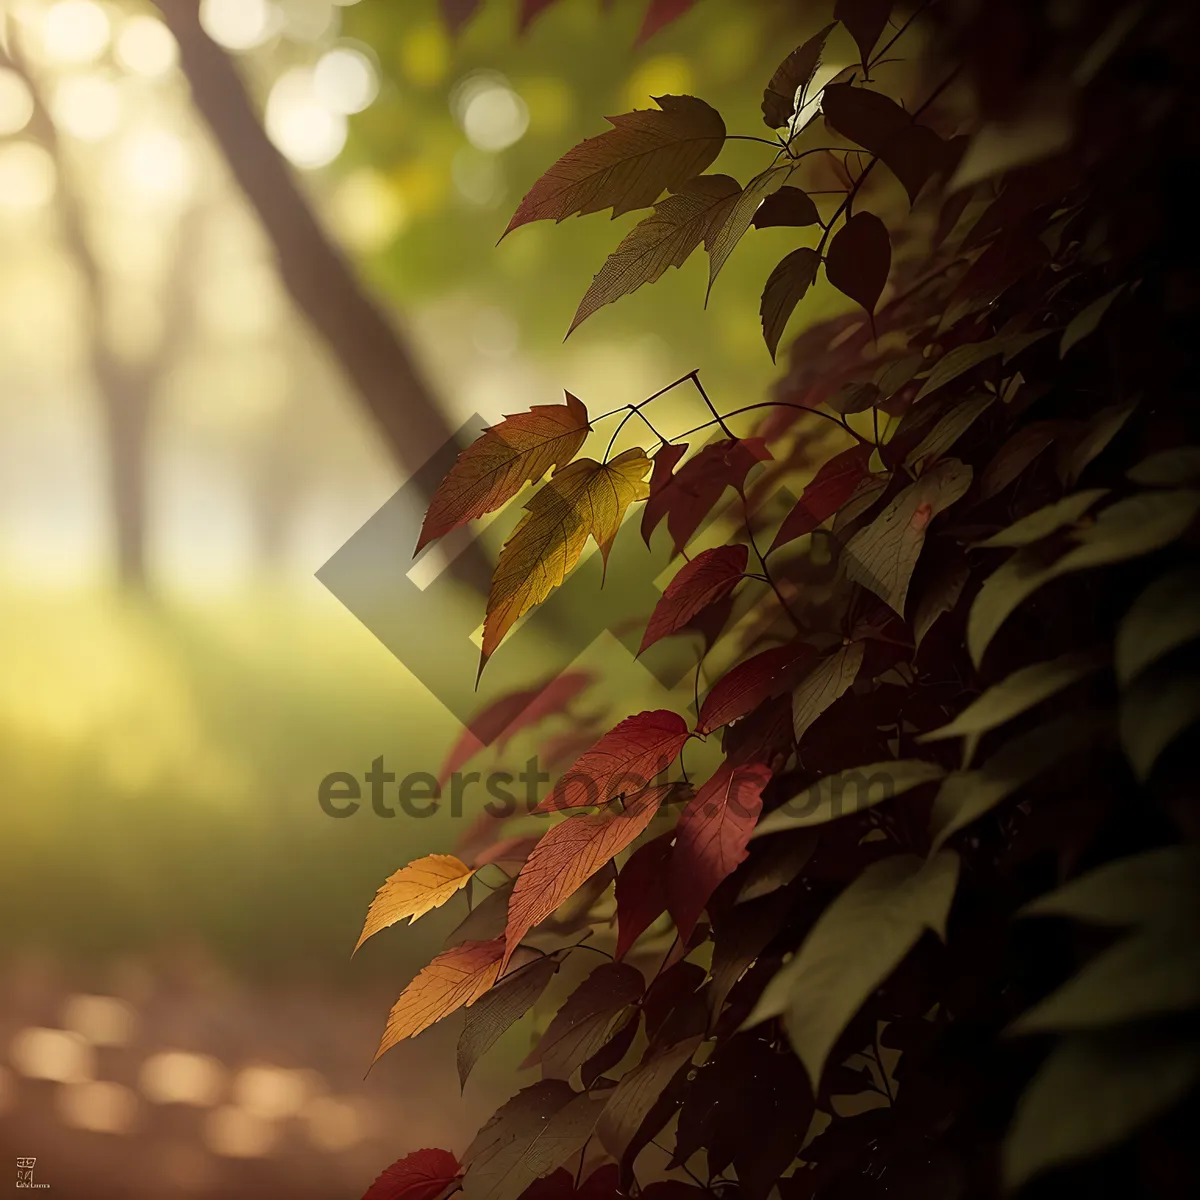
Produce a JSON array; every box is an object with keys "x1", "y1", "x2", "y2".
[{"x1": 0, "y1": 0, "x2": 849, "y2": 1193}]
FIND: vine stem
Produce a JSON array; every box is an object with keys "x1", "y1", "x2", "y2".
[
  {"x1": 599, "y1": 369, "x2": 700, "y2": 461},
  {"x1": 670, "y1": 401, "x2": 870, "y2": 444},
  {"x1": 739, "y1": 485, "x2": 802, "y2": 632}
]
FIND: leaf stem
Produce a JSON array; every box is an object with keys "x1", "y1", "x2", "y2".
[{"x1": 739, "y1": 485, "x2": 802, "y2": 632}]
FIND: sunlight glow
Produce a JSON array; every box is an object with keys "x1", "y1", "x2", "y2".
[
  {"x1": 330, "y1": 167, "x2": 407, "y2": 252},
  {"x1": 204, "y1": 1105, "x2": 278, "y2": 1158},
  {"x1": 265, "y1": 68, "x2": 347, "y2": 168},
  {"x1": 140, "y1": 1051, "x2": 225, "y2": 1106},
  {"x1": 313, "y1": 46, "x2": 378, "y2": 115},
  {"x1": 42, "y1": 1, "x2": 112, "y2": 64},
  {"x1": 10, "y1": 1027, "x2": 94, "y2": 1083},
  {"x1": 200, "y1": 0, "x2": 275, "y2": 52},
  {"x1": 115, "y1": 128, "x2": 194, "y2": 206},
  {"x1": 302, "y1": 1094, "x2": 365, "y2": 1151},
  {"x1": 51, "y1": 74, "x2": 122, "y2": 142},
  {"x1": 459, "y1": 80, "x2": 529, "y2": 152},
  {"x1": 0, "y1": 68, "x2": 34, "y2": 136},
  {"x1": 233, "y1": 1065, "x2": 312, "y2": 1118},
  {"x1": 58, "y1": 1080, "x2": 138, "y2": 1134},
  {"x1": 61, "y1": 994, "x2": 138, "y2": 1047},
  {"x1": 0, "y1": 141, "x2": 56, "y2": 211},
  {"x1": 115, "y1": 15, "x2": 179, "y2": 77}
]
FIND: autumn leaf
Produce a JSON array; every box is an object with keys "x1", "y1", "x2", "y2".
[
  {"x1": 614, "y1": 830, "x2": 674, "y2": 959},
  {"x1": 637, "y1": 0, "x2": 698, "y2": 44},
  {"x1": 504, "y1": 784, "x2": 671, "y2": 971},
  {"x1": 416, "y1": 394, "x2": 591, "y2": 555},
  {"x1": 372, "y1": 938, "x2": 505, "y2": 1065},
  {"x1": 639, "y1": 545, "x2": 748, "y2": 654},
  {"x1": 355, "y1": 855, "x2": 477, "y2": 954},
  {"x1": 769, "y1": 444, "x2": 873, "y2": 550},
  {"x1": 640, "y1": 442, "x2": 689, "y2": 547},
  {"x1": 707, "y1": 166, "x2": 793, "y2": 294},
  {"x1": 825, "y1": 211, "x2": 891, "y2": 318},
  {"x1": 504, "y1": 96, "x2": 726, "y2": 236},
  {"x1": 481, "y1": 449, "x2": 651, "y2": 675},
  {"x1": 361, "y1": 1148, "x2": 460, "y2": 1200},
  {"x1": 760, "y1": 248, "x2": 821, "y2": 361},
  {"x1": 596, "y1": 1037, "x2": 702, "y2": 1160},
  {"x1": 536, "y1": 709, "x2": 690, "y2": 813},
  {"x1": 569, "y1": 176, "x2": 741, "y2": 334},
  {"x1": 696, "y1": 642, "x2": 814, "y2": 734},
  {"x1": 761, "y1": 23, "x2": 837, "y2": 129},
  {"x1": 668, "y1": 761, "x2": 773, "y2": 942}
]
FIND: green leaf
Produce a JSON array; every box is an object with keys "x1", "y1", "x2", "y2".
[
  {"x1": 903, "y1": 392, "x2": 994, "y2": 469},
  {"x1": 760, "y1": 248, "x2": 821, "y2": 361},
  {"x1": 967, "y1": 490, "x2": 1200, "y2": 667},
  {"x1": 911, "y1": 560, "x2": 969, "y2": 650},
  {"x1": 845, "y1": 458, "x2": 973, "y2": 615},
  {"x1": 1021, "y1": 845, "x2": 1200, "y2": 928},
  {"x1": 1003, "y1": 1029, "x2": 1200, "y2": 1190},
  {"x1": 568, "y1": 175, "x2": 741, "y2": 334},
  {"x1": 918, "y1": 652, "x2": 1103, "y2": 766},
  {"x1": 972, "y1": 489, "x2": 1109, "y2": 549},
  {"x1": 1119, "y1": 670, "x2": 1200, "y2": 781},
  {"x1": 1059, "y1": 285, "x2": 1125, "y2": 358},
  {"x1": 1127, "y1": 446, "x2": 1200, "y2": 487},
  {"x1": 929, "y1": 709, "x2": 1107, "y2": 852},
  {"x1": 743, "y1": 852, "x2": 960, "y2": 1087},
  {"x1": 1056, "y1": 398, "x2": 1137, "y2": 486},
  {"x1": 1115, "y1": 566, "x2": 1200, "y2": 686},
  {"x1": 791, "y1": 641, "x2": 865, "y2": 742},
  {"x1": 707, "y1": 165, "x2": 792, "y2": 295},
  {"x1": 1010, "y1": 920, "x2": 1200, "y2": 1033},
  {"x1": 753, "y1": 760, "x2": 946, "y2": 837},
  {"x1": 913, "y1": 338, "x2": 1003, "y2": 403}
]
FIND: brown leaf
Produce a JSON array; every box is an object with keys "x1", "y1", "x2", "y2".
[
  {"x1": 504, "y1": 96, "x2": 726, "y2": 236},
  {"x1": 596, "y1": 1037, "x2": 703, "y2": 1160},
  {"x1": 482, "y1": 449, "x2": 651, "y2": 675},
  {"x1": 639, "y1": 545, "x2": 748, "y2": 654},
  {"x1": 373, "y1": 938, "x2": 505, "y2": 1065},
  {"x1": 417, "y1": 394, "x2": 591, "y2": 555},
  {"x1": 835, "y1": 0, "x2": 893, "y2": 69},
  {"x1": 791, "y1": 641, "x2": 865, "y2": 743},
  {"x1": 614, "y1": 830, "x2": 674, "y2": 960},
  {"x1": 761, "y1": 248, "x2": 822, "y2": 361},
  {"x1": 697, "y1": 642, "x2": 814, "y2": 735},
  {"x1": 356, "y1": 855, "x2": 477, "y2": 954},
  {"x1": 752, "y1": 186, "x2": 820, "y2": 230},
  {"x1": 762, "y1": 23, "x2": 837, "y2": 129},
  {"x1": 504, "y1": 784, "x2": 672, "y2": 971},
  {"x1": 707, "y1": 166, "x2": 793, "y2": 293},
  {"x1": 569, "y1": 176, "x2": 741, "y2": 334},
  {"x1": 825, "y1": 211, "x2": 891, "y2": 318}
]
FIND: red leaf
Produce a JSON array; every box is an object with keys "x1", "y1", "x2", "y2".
[
  {"x1": 615, "y1": 830, "x2": 675, "y2": 959},
  {"x1": 637, "y1": 0, "x2": 698, "y2": 44},
  {"x1": 665, "y1": 438, "x2": 774, "y2": 556},
  {"x1": 439, "y1": 671, "x2": 595, "y2": 786},
  {"x1": 760, "y1": 248, "x2": 822, "y2": 362},
  {"x1": 641, "y1": 441, "x2": 690, "y2": 547},
  {"x1": 504, "y1": 784, "x2": 671, "y2": 971},
  {"x1": 535, "y1": 710, "x2": 690, "y2": 814},
  {"x1": 417, "y1": 394, "x2": 591, "y2": 555},
  {"x1": 697, "y1": 642, "x2": 814, "y2": 734},
  {"x1": 362, "y1": 1148, "x2": 460, "y2": 1200},
  {"x1": 504, "y1": 96, "x2": 726, "y2": 236},
  {"x1": 768, "y1": 444, "x2": 874, "y2": 552},
  {"x1": 668, "y1": 762, "x2": 773, "y2": 941},
  {"x1": 639, "y1": 545, "x2": 749, "y2": 654},
  {"x1": 825, "y1": 211, "x2": 891, "y2": 318},
  {"x1": 834, "y1": 0, "x2": 893, "y2": 68}
]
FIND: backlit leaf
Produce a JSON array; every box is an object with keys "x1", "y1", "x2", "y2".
[
  {"x1": 504, "y1": 96, "x2": 726, "y2": 235},
  {"x1": 639, "y1": 545, "x2": 749, "y2": 654},
  {"x1": 834, "y1": 0, "x2": 893, "y2": 68},
  {"x1": 744, "y1": 852, "x2": 960, "y2": 1086},
  {"x1": 504, "y1": 784, "x2": 669, "y2": 970},
  {"x1": 615, "y1": 831, "x2": 674, "y2": 960},
  {"x1": 356, "y1": 855, "x2": 478, "y2": 953},
  {"x1": 1115, "y1": 566, "x2": 1200, "y2": 686},
  {"x1": 569, "y1": 175, "x2": 741, "y2": 334},
  {"x1": 482, "y1": 449, "x2": 652, "y2": 673},
  {"x1": 707, "y1": 166, "x2": 793, "y2": 294},
  {"x1": 762, "y1": 23, "x2": 837, "y2": 129},
  {"x1": 913, "y1": 338, "x2": 1004, "y2": 403},
  {"x1": 596, "y1": 1037, "x2": 702, "y2": 1159},
  {"x1": 769, "y1": 445, "x2": 873, "y2": 552},
  {"x1": 825, "y1": 211, "x2": 891, "y2": 318},
  {"x1": 758, "y1": 247, "x2": 822, "y2": 361},
  {"x1": 754, "y1": 760, "x2": 945, "y2": 837},
  {"x1": 362, "y1": 1148, "x2": 460, "y2": 1200},
  {"x1": 641, "y1": 442, "x2": 689, "y2": 547},
  {"x1": 537, "y1": 711, "x2": 689, "y2": 813},
  {"x1": 373, "y1": 939, "x2": 505, "y2": 1065},
  {"x1": 791, "y1": 641, "x2": 865, "y2": 742},
  {"x1": 697, "y1": 641, "x2": 814, "y2": 734},
  {"x1": 417, "y1": 395, "x2": 591, "y2": 554},
  {"x1": 668, "y1": 761, "x2": 773, "y2": 941},
  {"x1": 844, "y1": 459, "x2": 973, "y2": 614},
  {"x1": 973, "y1": 488, "x2": 1108, "y2": 548},
  {"x1": 1059, "y1": 284, "x2": 1125, "y2": 358},
  {"x1": 752, "y1": 186, "x2": 819, "y2": 229}
]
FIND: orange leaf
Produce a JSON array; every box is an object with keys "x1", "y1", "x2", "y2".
[
  {"x1": 503, "y1": 784, "x2": 672, "y2": 973},
  {"x1": 481, "y1": 449, "x2": 651, "y2": 676},
  {"x1": 355, "y1": 855, "x2": 477, "y2": 954},
  {"x1": 416, "y1": 394, "x2": 591, "y2": 555},
  {"x1": 372, "y1": 938, "x2": 504, "y2": 1065}
]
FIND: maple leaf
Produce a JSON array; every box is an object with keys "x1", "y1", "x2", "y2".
[
  {"x1": 696, "y1": 642, "x2": 814, "y2": 734},
  {"x1": 372, "y1": 938, "x2": 505, "y2": 1065},
  {"x1": 417, "y1": 394, "x2": 591, "y2": 556},
  {"x1": 614, "y1": 830, "x2": 675, "y2": 959},
  {"x1": 769, "y1": 444, "x2": 874, "y2": 551},
  {"x1": 355, "y1": 855, "x2": 477, "y2": 954},
  {"x1": 481, "y1": 449, "x2": 652, "y2": 677},
  {"x1": 569, "y1": 175, "x2": 741, "y2": 334},
  {"x1": 668, "y1": 761, "x2": 773, "y2": 941},
  {"x1": 503, "y1": 783, "x2": 671, "y2": 972},
  {"x1": 639, "y1": 545, "x2": 749, "y2": 654},
  {"x1": 535, "y1": 709, "x2": 690, "y2": 814},
  {"x1": 504, "y1": 96, "x2": 726, "y2": 237},
  {"x1": 361, "y1": 1148, "x2": 460, "y2": 1200}
]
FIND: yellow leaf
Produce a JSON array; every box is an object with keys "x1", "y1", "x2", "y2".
[
  {"x1": 355, "y1": 854, "x2": 476, "y2": 954},
  {"x1": 480, "y1": 449, "x2": 651, "y2": 675}
]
